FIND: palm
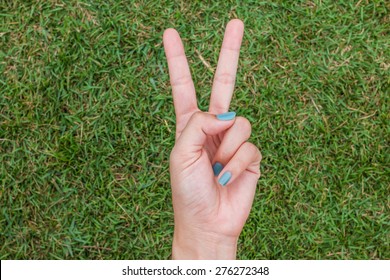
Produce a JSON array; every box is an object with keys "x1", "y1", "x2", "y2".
[{"x1": 164, "y1": 20, "x2": 258, "y2": 238}]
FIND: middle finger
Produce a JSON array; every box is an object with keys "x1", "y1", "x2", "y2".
[{"x1": 209, "y1": 19, "x2": 244, "y2": 114}]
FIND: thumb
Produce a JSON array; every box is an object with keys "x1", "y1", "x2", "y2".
[{"x1": 174, "y1": 111, "x2": 236, "y2": 155}]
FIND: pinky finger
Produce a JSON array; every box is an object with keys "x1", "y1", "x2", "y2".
[{"x1": 217, "y1": 142, "x2": 262, "y2": 187}]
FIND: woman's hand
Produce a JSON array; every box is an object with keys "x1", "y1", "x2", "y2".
[{"x1": 163, "y1": 19, "x2": 262, "y2": 259}]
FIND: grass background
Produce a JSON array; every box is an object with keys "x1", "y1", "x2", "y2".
[{"x1": 0, "y1": 0, "x2": 389, "y2": 259}]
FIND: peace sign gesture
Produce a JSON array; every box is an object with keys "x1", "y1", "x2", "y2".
[{"x1": 163, "y1": 19, "x2": 262, "y2": 259}]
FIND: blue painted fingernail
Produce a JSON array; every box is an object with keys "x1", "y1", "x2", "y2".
[
  {"x1": 212, "y1": 162, "x2": 223, "y2": 176},
  {"x1": 218, "y1": 171, "x2": 232, "y2": 187},
  {"x1": 216, "y1": 111, "x2": 236, "y2": 121}
]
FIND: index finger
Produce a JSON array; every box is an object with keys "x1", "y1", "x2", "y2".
[
  {"x1": 209, "y1": 19, "x2": 244, "y2": 114},
  {"x1": 163, "y1": 28, "x2": 198, "y2": 138}
]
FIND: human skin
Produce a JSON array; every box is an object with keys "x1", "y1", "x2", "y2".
[{"x1": 163, "y1": 19, "x2": 262, "y2": 259}]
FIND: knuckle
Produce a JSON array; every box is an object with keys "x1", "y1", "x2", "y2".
[
  {"x1": 235, "y1": 117, "x2": 252, "y2": 136},
  {"x1": 242, "y1": 142, "x2": 262, "y2": 178},
  {"x1": 171, "y1": 75, "x2": 192, "y2": 87},
  {"x1": 191, "y1": 111, "x2": 204, "y2": 121},
  {"x1": 257, "y1": 149, "x2": 263, "y2": 162},
  {"x1": 245, "y1": 142, "x2": 262, "y2": 162},
  {"x1": 211, "y1": 103, "x2": 227, "y2": 114},
  {"x1": 188, "y1": 111, "x2": 205, "y2": 126},
  {"x1": 235, "y1": 157, "x2": 246, "y2": 169},
  {"x1": 214, "y1": 72, "x2": 236, "y2": 85},
  {"x1": 255, "y1": 168, "x2": 261, "y2": 179}
]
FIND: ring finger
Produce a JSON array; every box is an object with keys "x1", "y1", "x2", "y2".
[{"x1": 211, "y1": 116, "x2": 251, "y2": 176}]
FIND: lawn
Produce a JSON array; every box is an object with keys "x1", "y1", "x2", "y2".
[{"x1": 0, "y1": 0, "x2": 389, "y2": 259}]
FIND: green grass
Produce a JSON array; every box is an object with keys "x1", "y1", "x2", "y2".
[{"x1": 0, "y1": 0, "x2": 389, "y2": 259}]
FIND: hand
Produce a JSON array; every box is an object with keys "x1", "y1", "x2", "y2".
[{"x1": 163, "y1": 19, "x2": 262, "y2": 259}]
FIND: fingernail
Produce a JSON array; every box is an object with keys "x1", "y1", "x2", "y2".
[
  {"x1": 218, "y1": 171, "x2": 232, "y2": 187},
  {"x1": 216, "y1": 111, "x2": 236, "y2": 121},
  {"x1": 212, "y1": 162, "x2": 223, "y2": 176}
]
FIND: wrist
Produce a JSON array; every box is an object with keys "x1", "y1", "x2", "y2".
[{"x1": 172, "y1": 227, "x2": 238, "y2": 260}]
